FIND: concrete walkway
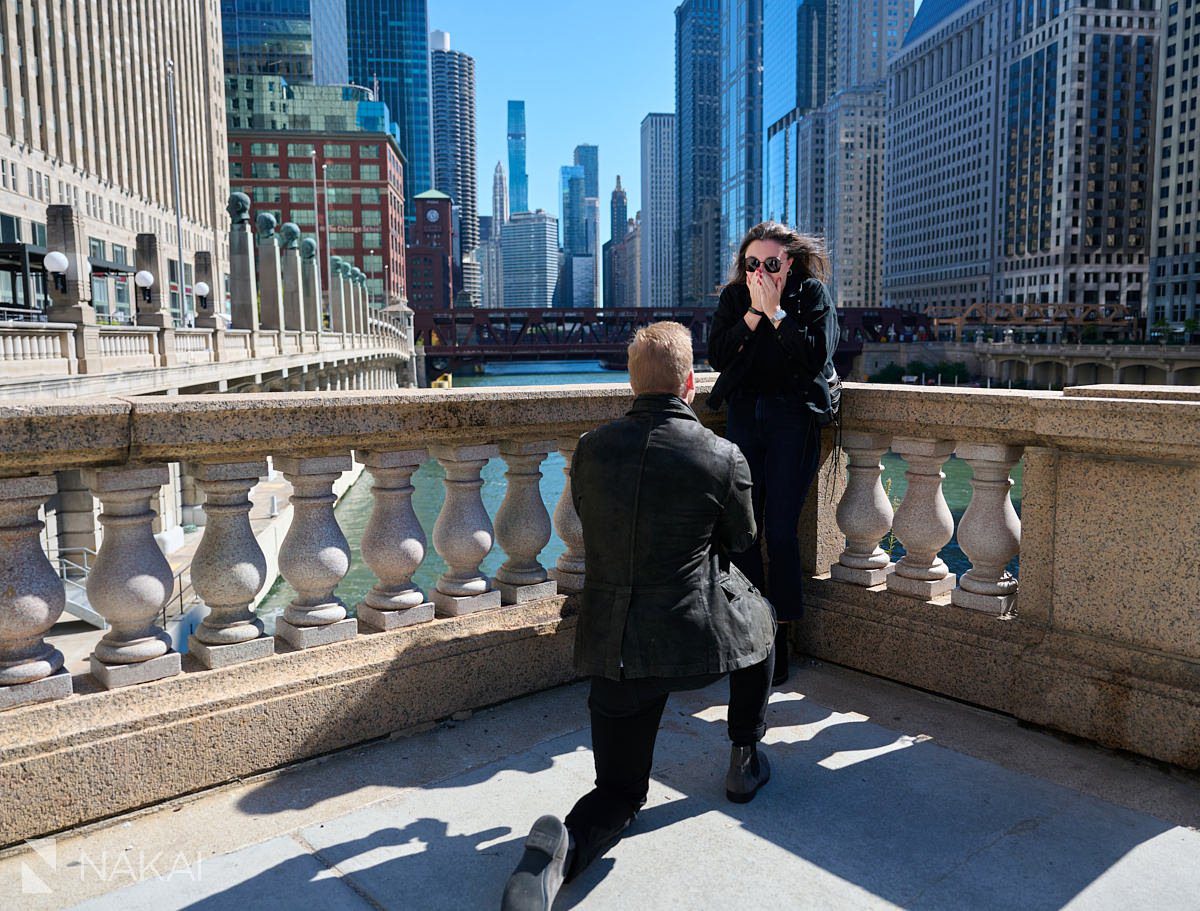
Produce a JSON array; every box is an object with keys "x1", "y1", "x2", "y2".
[{"x1": 3, "y1": 662, "x2": 1198, "y2": 910}]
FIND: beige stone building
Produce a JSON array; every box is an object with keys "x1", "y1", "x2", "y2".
[{"x1": 0, "y1": 0, "x2": 229, "y2": 321}]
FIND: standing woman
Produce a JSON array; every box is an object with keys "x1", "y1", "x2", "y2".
[{"x1": 707, "y1": 222, "x2": 839, "y2": 685}]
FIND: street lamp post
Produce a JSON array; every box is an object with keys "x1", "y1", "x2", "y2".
[
  {"x1": 165, "y1": 58, "x2": 187, "y2": 328},
  {"x1": 321, "y1": 163, "x2": 331, "y2": 328},
  {"x1": 309, "y1": 150, "x2": 322, "y2": 306}
]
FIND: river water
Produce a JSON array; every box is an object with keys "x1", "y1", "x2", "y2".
[{"x1": 258, "y1": 362, "x2": 1022, "y2": 626}]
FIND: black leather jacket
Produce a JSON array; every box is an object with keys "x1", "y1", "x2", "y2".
[
  {"x1": 570, "y1": 394, "x2": 776, "y2": 679},
  {"x1": 707, "y1": 276, "x2": 840, "y2": 422}
]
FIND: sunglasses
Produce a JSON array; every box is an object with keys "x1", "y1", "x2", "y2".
[{"x1": 744, "y1": 255, "x2": 783, "y2": 274}]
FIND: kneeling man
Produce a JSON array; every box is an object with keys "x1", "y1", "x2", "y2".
[{"x1": 502, "y1": 321, "x2": 776, "y2": 911}]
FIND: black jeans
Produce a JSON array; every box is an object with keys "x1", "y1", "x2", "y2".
[
  {"x1": 563, "y1": 653, "x2": 774, "y2": 881},
  {"x1": 724, "y1": 390, "x2": 822, "y2": 622}
]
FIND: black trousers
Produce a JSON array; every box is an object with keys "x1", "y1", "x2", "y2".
[
  {"x1": 563, "y1": 652, "x2": 774, "y2": 881},
  {"x1": 725, "y1": 390, "x2": 822, "y2": 622}
]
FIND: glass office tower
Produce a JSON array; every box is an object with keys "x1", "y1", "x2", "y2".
[
  {"x1": 508, "y1": 101, "x2": 529, "y2": 214},
  {"x1": 346, "y1": 0, "x2": 433, "y2": 221},
  {"x1": 221, "y1": 0, "x2": 348, "y2": 84}
]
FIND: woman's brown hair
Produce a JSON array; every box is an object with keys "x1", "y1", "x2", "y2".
[{"x1": 726, "y1": 221, "x2": 830, "y2": 286}]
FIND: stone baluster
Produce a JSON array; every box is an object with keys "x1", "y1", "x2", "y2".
[
  {"x1": 430, "y1": 443, "x2": 502, "y2": 616},
  {"x1": 831, "y1": 432, "x2": 896, "y2": 586},
  {"x1": 494, "y1": 440, "x2": 558, "y2": 604},
  {"x1": 186, "y1": 461, "x2": 275, "y2": 668},
  {"x1": 82, "y1": 466, "x2": 181, "y2": 688},
  {"x1": 886, "y1": 438, "x2": 958, "y2": 600},
  {"x1": 273, "y1": 455, "x2": 358, "y2": 648},
  {"x1": 0, "y1": 476, "x2": 72, "y2": 709},
  {"x1": 356, "y1": 449, "x2": 434, "y2": 630},
  {"x1": 279, "y1": 222, "x2": 306, "y2": 333},
  {"x1": 227, "y1": 193, "x2": 259, "y2": 331},
  {"x1": 549, "y1": 436, "x2": 585, "y2": 594},
  {"x1": 256, "y1": 213, "x2": 286, "y2": 332},
  {"x1": 952, "y1": 444, "x2": 1023, "y2": 615}
]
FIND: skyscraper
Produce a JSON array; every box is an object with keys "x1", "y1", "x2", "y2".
[
  {"x1": 994, "y1": 0, "x2": 1155, "y2": 323},
  {"x1": 222, "y1": 0, "x2": 347, "y2": 84},
  {"x1": 885, "y1": 0, "x2": 1000, "y2": 313},
  {"x1": 1150, "y1": 1, "x2": 1195, "y2": 333},
  {"x1": 884, "y1": 0, "x2": 1159, "y2": 324},
  {"x1": 346, "y1": 0, "x2": 433, "y2": 222},
  {"x1": 610, "y1": 177, "x2": 628, "y2": 242},
  {"x1": 502, "y1": 210, "x2": 559, "y2": 308},
  {"x1": 493, "y1": 161, "x2": 509, "y2": 229},
  {"x1": 720, "y1": 0, "x2": 763, "y2": 270},
  {"x1": 676, "y1": 0, "x2": 723, "y2": 307},
  {"x1": 641, "y1": 113, "x2": 677, "y2": 308},
  {"x1": 762, "y1": 0, "x2": 836, "y2": 225},
  {"x1": 559, "y1": 165, "x2": 587, "y2": 255},
  {"x1": 479, "y1": 215, "x2": 504, "y2": 308},
  {"x1": 431, "y1": 30, "x2": 479, "y2": 305},
  {"x1": 573, "y1": 145, "x2": 600, "y2": 199},
  {"x1": 507, "y1": 101, "x2": 529, "y2": 214}
]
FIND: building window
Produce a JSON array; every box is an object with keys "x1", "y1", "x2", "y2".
[
  {"x1": 359, "y1": 188, "x2": 381, "y2": 204},
  {"x1": 325, "y1": 164, "x2": 351, "y2": 180},
  {"x1": 329, "y1": 211, "x2": 354, "y2": 226},
  {"x1": 361, "y1": 210, "x2": 382, "y2": 226},
  {"x1": 250, "y1": 142, "x2": 279, "y2": 156},
  {"x1": 324, "y1": 144, "x2": 351, "y2": 158},
  {"x1": 251, "y1": 162, "x2": 280, "y2": 179},
  {"x1": 288, "y1": 163, "x2": 314, "y2": 179},
  {"x1": 290, "y1": 187, "x2": 315, "y2": 204},
  {"x1": 360, "y1": 165, "x2": 381, "y2": 181},
  {"x1": 360, "y1": 145, "x2": 380, "y2": 158},
  {"x1": 228, "y1": 142, "x2": 242, "y2": 156},
  {"x1": 230, "y1": 161, "x2": 244, "y2": 178},
  {"x1": 287, "y1": 143, "x2": 315, "y2": 157}
]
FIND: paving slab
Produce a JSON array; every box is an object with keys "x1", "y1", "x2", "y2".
[{"x1": 4, "y1": 662, "x2": 1197, "y2": 911}]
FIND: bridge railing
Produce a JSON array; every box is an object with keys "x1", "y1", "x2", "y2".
[
  {"x1": 0, "y1": 321, "x2": 406, "y2": 385},
  {"x1": 0, "y1": 381, "x2": 1197, "y2": 845}
]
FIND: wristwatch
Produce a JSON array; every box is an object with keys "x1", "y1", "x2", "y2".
[{"x1": 770, "y1": 309, "x2": 786, "y2": 324}]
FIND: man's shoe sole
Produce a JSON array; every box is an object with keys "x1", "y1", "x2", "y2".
[{"x1": 501, "y1": 815, "x2": 568, "y2": 911}]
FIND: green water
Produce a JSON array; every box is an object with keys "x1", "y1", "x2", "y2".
[{"x1": 258, "y1": 362, "x2": 1021, "y2": 626}]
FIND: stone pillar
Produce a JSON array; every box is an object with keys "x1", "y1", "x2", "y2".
[
  {"x1": 430, "y1": 443, "x2": 502, "y2": 616},
  {"x1": 82, "y1": 465, "x2": 181, "y2": 689},
  {"x1": 279, "y1": 222, "x2": 306, "y2": 333},
  {"x1": 227, "y1": 193, "x2": 258, "y2": 331},
  {"x1": 45, "y1": 204, "x2": 102, "y2": 373},
  {"x1": 0, "y1": 476, "x2": 72, "y2": 710},
  {"x1": 356, "y1": 449, "x2": 435, "y2": 630},
  {"x1": 831, "y1": 432, "x2": 896, "y2": 586},
  {"x1": 952, "y1": 444, "x2": 1023, "y2": 615},
  {"x1": 300, "y1": 237, "x2": 322, "y2": 334},
  {"x1": 494, "y1": 440, "x2": 557, "y2": 603},
  {"x1": 186, "y1": 460, "x2": 274, "y2": 668},
  {"x1": 329, "y1": 257, "x2": 347, "y2": 333},
  {"x1": 273, "y1": 455, "x2": 358, "y2": 649},
  {"x1": 549, "y1": 436, "x2": 585, "y2": 594},
  {"x1": 194, "y1": 250, "x2": 224, "y2": 330},
  {"x1": 134, "y1": 233, "x2": 177, "y2": 366},
  {"x1": 256, "y1": 213, "x2": 285, "y2": 332},
  {"x1": 886, "y1": 438, "x2": 958, "y2": 600}
]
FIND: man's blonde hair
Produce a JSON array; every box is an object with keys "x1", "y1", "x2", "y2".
[{"x1": 627, "y1": 321, "x2": 694, "y2": 395}]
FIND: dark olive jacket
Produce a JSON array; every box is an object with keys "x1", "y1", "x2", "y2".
[
  {"x1": 707, "y1": 276, "x2": 840, "y2": 422},
  {"x1": 570, "y1": 393, "x2": 776, "y2": 679}
]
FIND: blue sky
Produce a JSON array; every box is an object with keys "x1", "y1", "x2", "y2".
[{"x1": 427, "y1": 0, "x2": 923, "y2": 243}]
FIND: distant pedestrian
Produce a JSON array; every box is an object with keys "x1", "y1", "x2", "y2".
[
  {"x1": 706, "y1": 222, "x2": 840, "y2": 686},
  {"x1": 501, "y1": 322, "x2": 776, "y2": 911}
]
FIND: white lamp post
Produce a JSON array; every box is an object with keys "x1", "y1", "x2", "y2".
[
  {"x1": 43, "y1": 251, "x2": 69, "y2": 293},
  {"x1": 134, "y1": 270, "x2": 155, "y2": 304}
]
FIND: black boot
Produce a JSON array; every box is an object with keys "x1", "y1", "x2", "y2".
[
  {"x1": 772, "y1": 623, "x2": 790, "y2": 686},
  {"x1": 725, "y1": 744, "x2": 771, "y2": 803},
  {"x1": 501, "y1": 815, "x2": 570, "y2": 911}
]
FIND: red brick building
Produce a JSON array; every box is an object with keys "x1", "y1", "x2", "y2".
[
  {"x1": 229, "y1": 131, "x2": 406, "y2": 307},
  {"x1": 405, "y1": 190, "x2": 454, "y2": 310}
]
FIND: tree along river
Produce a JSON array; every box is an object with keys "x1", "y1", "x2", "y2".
[{"x1": 257, "y1": 363, "x2": 1022, "y2": 628}]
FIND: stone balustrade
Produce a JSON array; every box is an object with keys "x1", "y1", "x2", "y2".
[
  {"x1": 0, "y1": 381, "x2": 1197, "y2": 846},
  {"x1": 0, "y1": 322, "x2": 76, "y2": 377}
]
